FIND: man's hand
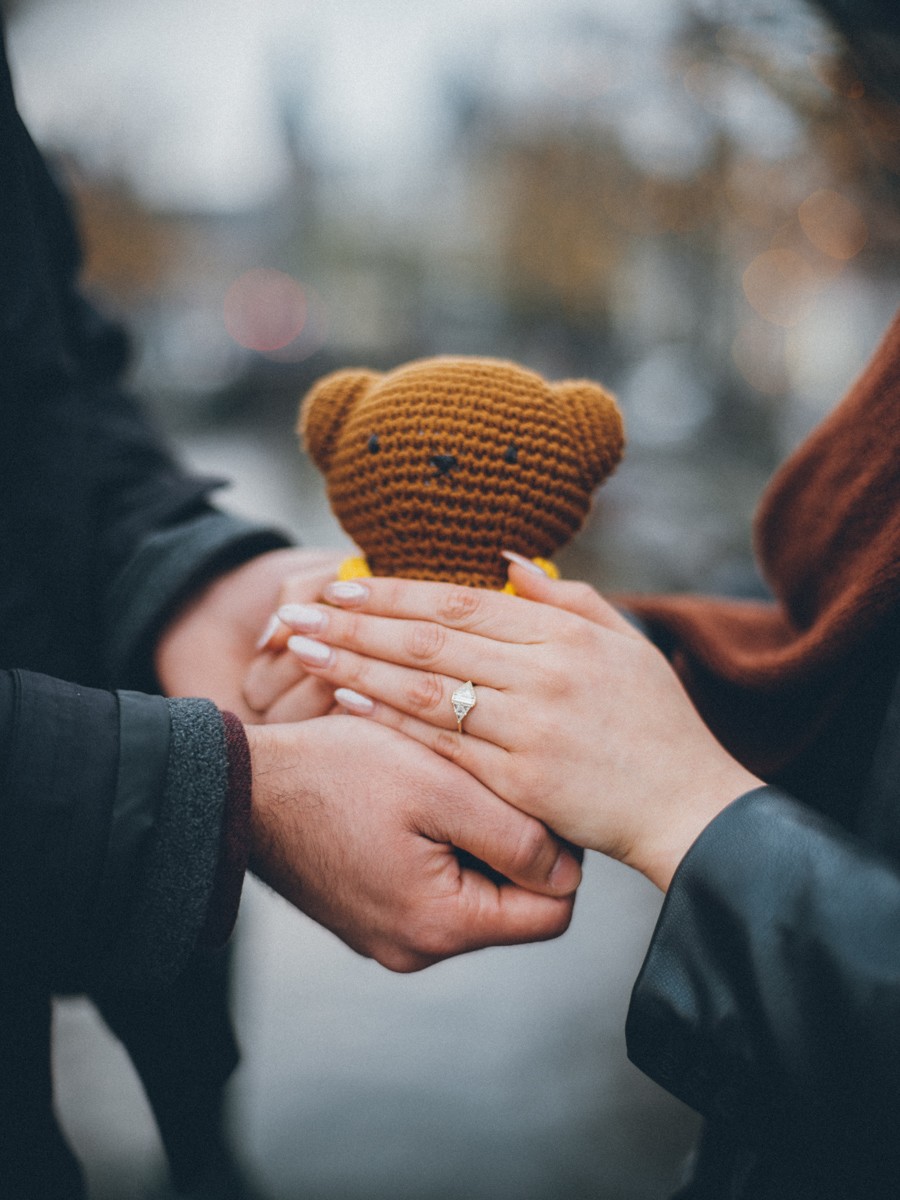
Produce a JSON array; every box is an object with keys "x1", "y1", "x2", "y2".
[
  {"x1": 245, "y1": 716, "x2": 581, "y2": 971},
  {"x1": 154, "y1": 547, "x2": 343, "y2": 723}
]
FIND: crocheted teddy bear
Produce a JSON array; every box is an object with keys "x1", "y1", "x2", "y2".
[{"x1": 298, "y1": 355, "x2": 624, "y2": 591}]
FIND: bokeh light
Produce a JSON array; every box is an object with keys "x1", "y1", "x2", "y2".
[
  {"x1": 797, "y1": 188, "x2": 868, "y2": 260},
  {"x1": 266, "y1": 285, "x2": 329, "y2": 363},
  {"x1": 742, "y1": 247, "x2": 821, "y2": 327},
  {"x1": 223, "y1": 268, "x2": 309, "y2": 353}
]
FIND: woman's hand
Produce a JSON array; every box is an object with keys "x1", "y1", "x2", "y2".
[
  {"x1": 247, "y1": 559, "x2": 762, "y2": 889},
  {"x1": 155, "y1": 547, "x2": 344, "y2": 724}
]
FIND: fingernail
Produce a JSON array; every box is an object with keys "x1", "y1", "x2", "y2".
[
  {"x1": 549, "y1": 851, "x2": 582, "y2": 893},
  {"x1": 325, "y1": 581, "x2": 369, "y2": 605},
  {"x1": 334, "y1": 687, "x2": 375, "y2": 714},
  {"x1": 287, "y1": 635, "x2": 334, "y2": 667},
  {"x1": 501, "y1": 550, "x2": 548, "y2": 576},
  {"x1": 278, "y1": 603, "x2": 326, "y2": 632},
  {"x1": 255, "y1": 613, "x2": 282, "y2": 650}
]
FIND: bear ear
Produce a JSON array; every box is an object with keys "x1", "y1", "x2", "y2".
[
  {"x1": 298, "y1": 369, "x2": 381, "y2": 473},
  {"x1": 553, "y1": 380, "x2": 625, "y2": 485}
]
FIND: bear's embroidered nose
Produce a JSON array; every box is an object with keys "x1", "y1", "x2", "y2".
[{"x1": 429, "y1": 454, "x2": 458, "y2": 477}]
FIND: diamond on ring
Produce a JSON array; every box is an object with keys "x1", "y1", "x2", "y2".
[{"x1": 451, "y1": 681, "x2": 477, "y2": 732}]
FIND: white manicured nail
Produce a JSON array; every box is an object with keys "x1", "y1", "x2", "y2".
[
  {"x1": 334, "y1": 687, "x2": 375, "y2": 714},
  {"x1": 278, "y1": 603, "x2": 326, "y2": 632},
  {"x1": 255, "y1": 613, "x2": 282, "y2": 650},
  {"x1": 287, "y1": 636, "x2": 334, "y2": 667},
  {"x1": 325, "y1": 581, "x2": 369, "y2": 604},
  {"x1": 501, "y1": 550, "x2": 548, "y2": 575}
]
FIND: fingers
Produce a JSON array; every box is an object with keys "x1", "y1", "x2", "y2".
[
  {"x1": 264, "y1": 675, "x2": 338, "y2": 724},
  {"x1": 246, "y1": 717, "x2": 580, "y2": 973},
  {"x1": 380, "y1": 851, "x2": 578, "y2": 971},
  {"x1": 334, "y1": 686, "x2": 514, "y2": 786},
  {"x1": 285, "y1": 629, "x2": 515, "y2": 746},
  {"x1": 243, "y1": 641, "x2": 309, "y2": 712},
  {"x1": 371, "y1": 877, "x2": 577, "y2": 972},
  {"x1": 442, "y1": 876, "x2": 576, "y2": 957},
  {"x1": 253, "y1": 554, "x2": 346, "y2": 652},
  {"x1": 319, "y1": 571, "x2": 636, "y2": 641},
  {"x1": 276, "y1": 599, "x2": 515, "y2": 693},
  {"x1": 320, "y1": 577, "x2": 553, "y2": 641},
  {"x1": 432, "y1": 779, "x2": 582, "y2": 898},
  {"x1": 271, "y1": 573, "x2": 632, "y2": 701},
  {"x1": 504, "y1": 562, "x2": 641, "y2": 637}
]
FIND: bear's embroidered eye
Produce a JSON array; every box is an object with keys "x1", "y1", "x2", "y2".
[
  {"x1": 429, "y1": 454, "x2": 457, "y2": 477},
  {"x1": 368, "y1": 434, "x2": 381, "y2": 453},
  {"x1": 503, "y1": 442, "x2": 519, "y2": 464}
]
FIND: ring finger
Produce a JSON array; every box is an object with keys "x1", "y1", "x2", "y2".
[
  {"x1": 331, "y1": 687, "x2": 512, "y2": 790},
  {"x1": 286, "y1": 635, "x2": 512, "y2": 748}
]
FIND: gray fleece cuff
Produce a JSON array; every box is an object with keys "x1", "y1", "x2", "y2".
[
  {"x1": 114, "y1": 697, "x2": 228, "y2": 988},
  {"x1": 104, "y1": 510, "x2": 291, "y2": 690}
]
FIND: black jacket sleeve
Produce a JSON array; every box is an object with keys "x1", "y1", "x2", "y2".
[
  {"x1": 0, "y1": 670, "x2": 232, "y2": 991},
  {"x1": 0, "y1": 26, "x2": 284, "y2": 989},
  {"x1": 0, "y1": 27, "x2": 291, "y2": 692},
  {"x1": 625, "y1": 785, "x2": 900, "y2": 1194}
]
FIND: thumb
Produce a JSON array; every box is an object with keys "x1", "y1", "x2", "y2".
[
  {"x1": 422, "y1": 769, "x2": 582, "y2": 898},
  {"x1": 503, "y1": 557, "x2": 639, "y2": 638},
  {"x1": 453, "y1": 873, "x2": 577, "y2": 951}
]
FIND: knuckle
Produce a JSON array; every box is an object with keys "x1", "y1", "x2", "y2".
[
  {"x1": 434, "y1": 727, "x2": 466, "y2": 764},
  {"x1": 342, "y1": 654, "x2": 372, "y2": 692},
  {"x1": 537, "y1": 708, "x2": 568, "y2": 748},
  {"x1": 339, "y1": 610, "x2": 364, "y2": 649},
  {"x1": 539, "y1": 660, "x2": 570, "y2": 702},
  {"x1": 404, "y1": 620, "x2": 448, "y2": 664},
  {"x1": 404, "y1": 671, "x2": 445, "y2": 714},
  {"x1": 407, "y1": 917, "x2": 455, "y2": 962},
  {"x1": 506, "y1": 817, "x2": 551, "y2": 878},
  {"x1": 375, "y1": 944, "x2": 429, "y2": 974},
  {"x1": 370, "y1": 910, "x2": 454, "y2": 969},
  {"x1": 241, "y1": 679, "x2": 266, "y2": 714},
  {"x1": 437, "y1": 585, "x2": 482, "y2": 626},
  {"x1": 279, "y1": 571, "x2": 315, "y2": 604},
  {"x1": 566, "y1": 581, "x2": 596, "y2": 609}
]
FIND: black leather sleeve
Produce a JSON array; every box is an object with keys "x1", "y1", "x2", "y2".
[{"x1": 626, "y1": 785, "x2": 900, "y2": 1181}]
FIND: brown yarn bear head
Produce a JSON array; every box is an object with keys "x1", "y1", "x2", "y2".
[{"x1": 298, "y1": 355, "x2": 624, "y2": 590}]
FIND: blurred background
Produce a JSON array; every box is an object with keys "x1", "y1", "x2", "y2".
[{"x1": 3, "y1": 0, "x2": 898, "y2": 1197}]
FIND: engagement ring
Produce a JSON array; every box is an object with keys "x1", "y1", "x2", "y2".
[{"x1": 450, "y1": 681, "x2": 477, "y2": 732}]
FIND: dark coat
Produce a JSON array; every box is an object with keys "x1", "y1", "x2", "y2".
[
  {"x1": 0, "y1": 22, "x2": 286, "y2": 1198},
  {"x1": 625, "y1": 308, "x2": 900, "y2": 1197},
  {"x1": 0, "y1": 15, "x2": 287, "y2": 991},
  {"x1": 627, "y1": 676, "x2": 900, "y2": 1199}
]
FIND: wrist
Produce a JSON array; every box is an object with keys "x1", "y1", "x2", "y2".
[
  {"x1": 637, "y1": 761, "x2": 764, "y2": 892},
  {"x1": 243, "y1": 723, "x2": 283, "y2": 878},
  {"x1": 242, "y1": 721, "x2": 318, "y2": 888}
]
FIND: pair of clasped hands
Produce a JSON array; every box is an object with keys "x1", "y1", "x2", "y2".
[{"x1": 156, "y1": 547, "x2": 760, "y2": 972}]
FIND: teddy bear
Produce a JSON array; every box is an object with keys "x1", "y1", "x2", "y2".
[{"x1": 297, "y1": 355, "x2": 624, "y2": 591}]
